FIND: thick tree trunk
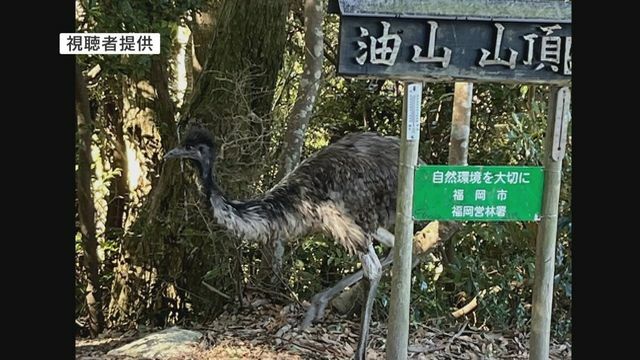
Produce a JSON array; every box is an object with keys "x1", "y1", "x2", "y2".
[
  {"x1": 263, "y1": 0, "x2": 325, "y2": 289},
  {"x1": 108, "y1": 0, "x2": 289, "y2": 326},
  {"x1": 76, "y1": 63, "x2": 105, "y2": 336},
  {"x1": 188, "y1": 0, "x2": 220, "y2": 82},
  {"x1": 186, "y1": 0, "x2": 287, "y2": 122}
]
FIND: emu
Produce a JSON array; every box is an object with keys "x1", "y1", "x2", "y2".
[{"x1": 164, "y1": 125, "x2": 401, "y2": 360}]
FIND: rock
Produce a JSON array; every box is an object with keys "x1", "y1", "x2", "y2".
[{"x1": 107, "y1": 327, "x2": 202, "y2": 359}]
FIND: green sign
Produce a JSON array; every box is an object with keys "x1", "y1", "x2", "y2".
[{"x1": 413, "y1": 165, "x2": 544, "y2": 221}]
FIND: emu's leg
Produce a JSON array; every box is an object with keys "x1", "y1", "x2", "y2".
[
  {"x1": 373, "y1": 227, "x2": 395, "y2": 247},
  {"x1": 302, "y1": 268, "x2": 366, "y2": 329},
  {"x1": 301, "y1": 228, "x2": 394, "y2": 328},
  {"x1": 301, "y1": 251, "x2": 393, "y2": 329},
  {"x1": 355, "y1": 242, "x2": 382, "y2": 360},
  {"x1": 304, "y1": 223, "x2": 454, "y2": 329}
]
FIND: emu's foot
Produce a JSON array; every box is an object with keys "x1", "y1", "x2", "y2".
[{"x1": 301, "y1": 292, "x2": 329, "y2": 329}]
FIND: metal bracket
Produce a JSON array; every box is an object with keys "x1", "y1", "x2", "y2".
[{"x1": 551, "y1": 87, "x2": 570, "y2": 161}]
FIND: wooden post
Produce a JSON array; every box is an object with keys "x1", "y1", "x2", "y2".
[
  {"x1": 529, "y1": 86, "x2": 571, "y2": 360},
  {"x1": 387, "y1": 82, "x2": 422, "y2": 360},
  {"x1": 442, "y1": 82, "x2": 473, "y2": 262},
  {"x1": 448, "y1": 82, "x2": 473, "y2": 165}
]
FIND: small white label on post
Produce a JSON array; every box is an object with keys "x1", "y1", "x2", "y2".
[{"x1": 406, "y1": 82, "x2": 422, "y2": 140}]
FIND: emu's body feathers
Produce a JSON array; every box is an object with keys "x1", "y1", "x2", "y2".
[{"x1": 207, "y1": 132, "x2": 399, "y2": 254}]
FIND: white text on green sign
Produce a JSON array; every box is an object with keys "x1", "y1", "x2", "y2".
[{"x1": 413, "y1": 165, "x2": 544, "y2": 221}]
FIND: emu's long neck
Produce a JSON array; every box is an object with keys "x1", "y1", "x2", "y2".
[{"x1": 197, "y1": 162, "x2": 300, "y2": 243}]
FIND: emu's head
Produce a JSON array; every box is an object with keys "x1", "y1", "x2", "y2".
[{"x1": 164, "y1": 126, "x2": 217, "y2": 178}]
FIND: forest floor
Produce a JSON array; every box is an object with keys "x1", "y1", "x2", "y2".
[{"x1": 76, "y1": 302, "x2": 571, "y2": 359}]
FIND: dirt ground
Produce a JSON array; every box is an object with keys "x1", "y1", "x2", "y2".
[{"x1": 76, "y1": 303, "x2": 571, "y2": 359}]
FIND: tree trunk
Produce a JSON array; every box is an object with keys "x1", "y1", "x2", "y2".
[
  {"x1": 104, "y1": 91, "x2": 129, "y2": 242},
  {"x1": 76, "y1": 63, "x2": 105, "y2": 336},
  {"x1": 188, "y1": 0, "x2": 221, "y2": 83},
  {"x1": 263, "y1": 0, "x2": 325, "y2": 289},
  {"x1": 186, "y1": 0, "x2": 288, "y2": 123},
  {"x1": 108, "y1": 0, "x2": 289, "y2": 327},
  {"x1": 276, "y1": 0, "x2": 325, "y2": 179},
  {"x1": 150, "y1": 54, "x2": 178, "y2": 151}
]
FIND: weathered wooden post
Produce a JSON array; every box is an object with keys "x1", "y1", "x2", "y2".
[
  {"x1": 328, "y1": 1, "x2": 571, "y2": 358},
  {"x1": 530, "y1": 86, "x2": 571, "y2": 360},
  {"x1": 387, "y1": 81, "x2": 422, "y2": 359},
  {"x1": 449, "y1": 82, "x2": 474, "y2": 166}
]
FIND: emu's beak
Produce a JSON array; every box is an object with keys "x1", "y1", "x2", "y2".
[{"x1": 164, "y1": 147, "x2": 195, "y2": 160}]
